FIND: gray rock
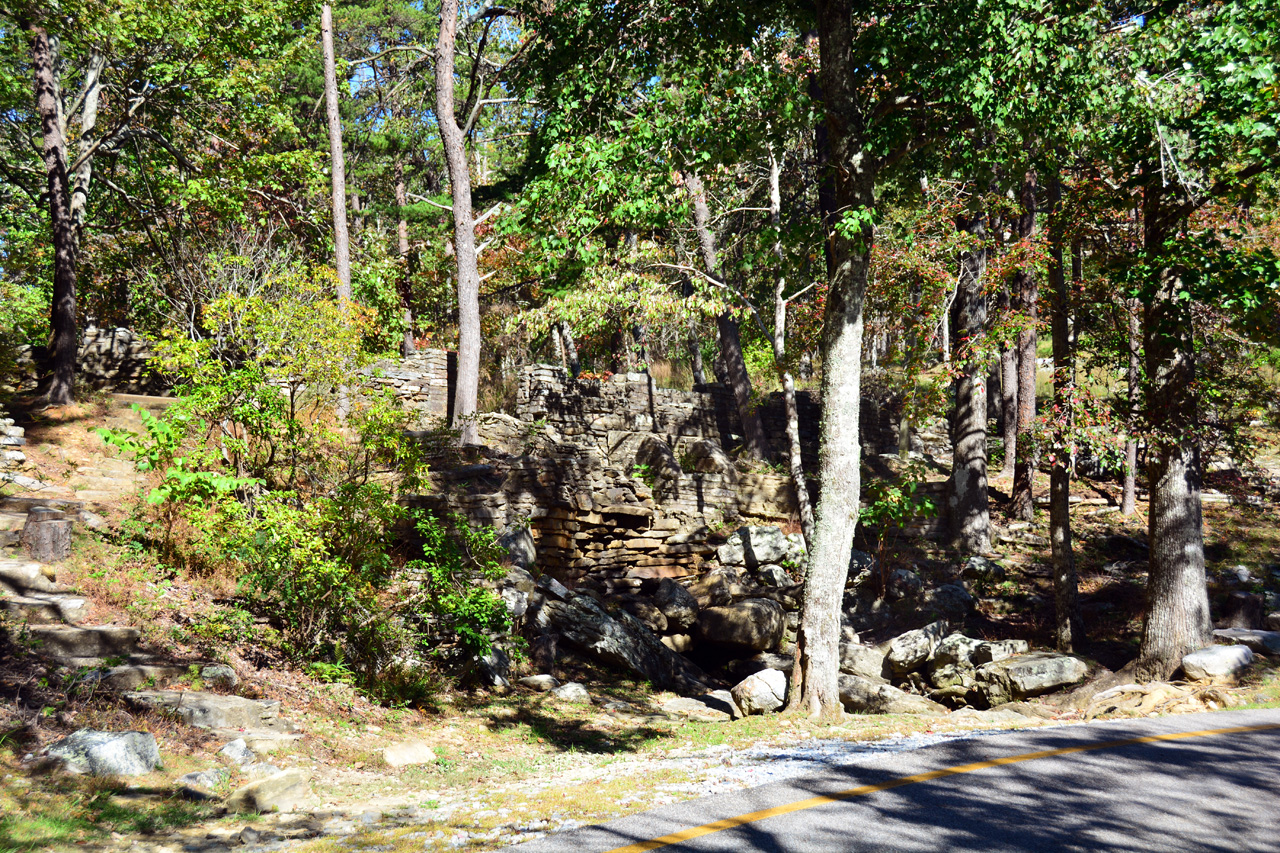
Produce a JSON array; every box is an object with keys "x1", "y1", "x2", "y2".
[
  {"x1": 848, "y1": 549, "x2": 877, "y2": 588},
  {"x1": 498, "y1": 528, "x2": 537, "y2": 569},
  {"x1": 225, "y1": 768, "x2": 310, "y2": 813},
  {"x1": 885, "y1": 620, "x2": 949, "y2": 674},
  {"x1": 243, "y1": 762, "x2": 282, "y2": 779},
  {"x1": 924, "y1": 584, "x2": 975, "y2": 619},
  {"x1": 659, "y1": 691, "x2": 740, "y2": 722},
  {"x1": 47, "y1": 730, "x2": 160, "y2": 776},
  {"x1": 686, "y1": 439, "x2": 737, "y2": 479},
  {"x1": 30, "y1": 625, "x2": 140, "y2": 659},
  {"x1": 975, "y1": 652, "x2": 1090, "y2": 705},
  {"x1": 124, "y1": 691, "x2": 280, "y2": 730},
  {"x1": 931, "y1": 633, "x2": 985, "y2": 670},
  {"x1": 838, "y1": 675, "x2": 947, "y2": 715},
  {"x1": 697, "y1": 599, "x2": 786, "y2": 652},
  {"x1": 1182, "y1": 645, "x2": 1254, "y2": 681},
  {"x1": 972, "y1": 639, "x2": 1031, "y2": 664},
  {"x1": 756, "y1": 564, "x2": 797, "y2": 588},
  {"x1": 518, "y1": 674, "x2": 560, "y2": 692},
  {"x1": 477, "y1": 646, "x2": 511, "y2": 690},
  {"x1": 1266, "y1": 612, "x2": 1280, "y2": 632},
  {"x1": 660, "y1": 633, "x2": 694, "y2": 653},
  {"x1": 838, "y1": 643, "x2": 888, "y2": 682},
  {"x1": 730, "y1": 669, "x2": 787, "y2": 715},
  {"x1": 382, "y1": 740, "x2": 437, "y2": 767},
  {"x1": 549, "y1": 682, "x2": 591, "y2": 703},
  {"x1": 615, "y1": 596, "x2": 667, "y2": 633},
  {"x1": 219, "y1": 738, "x2": 255, "y2": 766},
  {"x1": 716, "y1": 526, "x2": 790, "y2": 569},
  {"x1": 653, "y1": 578, "x2": 699, "y2": 632},
  {"x1": 960, "y1": 556, "x2": 1006, "y2": 582},
  {"x1": 201, "y1": 664, "x2": 239, "y2": 689},
  {"x1": 886, "y1": 569, "x2": 922, "y2": 601},
  {"x1": 1213, "y1": 628, "x2": 1280, "y2": 656},
  {"x1": 178, "y1": 768, "x2": 230, "y2": 793},
  {"x1": 929, "y1": 663, "x2": 977, "y2": 691}
]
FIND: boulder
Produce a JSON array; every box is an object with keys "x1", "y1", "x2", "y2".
[
  {"x1": 838, "y1": 675, "x2": 947, "y2": 716},
  {"x1": 225, "y1": 768, "x2": 311, "y2": 814},
  {"x1": 518, "y1": 674, "x2": 560, "y2": 692},
  {"x1": 1267, "y1": 612, "x2": 1280, "y2": 632},
  {"x1": 930, "y1": 633, "x2": 985, "y2": 670},
  {"x1": 757, "y1": 564, "x2": 797, "y2": 588},
  {"x1": 838, "y1": 643, "x2": 888, "y2": 682},
  {"x1": 929, "y1": 663, "x2": 977, "y2": 691},
  {"x1": 848, "y1": 549, "x2": 877, "y2": 588},
  {"x1": 886, "y1": 569, "x2": 922, "y2": 601},
  {"x1": 686, "y1": 439, "x2": 737, "y2": 479},
  {"x1": 46, "y1": 730, "x2": 160, "y2": 776},
  {"x1": 717, "y1": 526, "x2": 790, "y2": 569},
  {"x1": 660, "y1": 634, "x2": 694, "y2": 653},
  {"x1": 382, "y1": 741, "x2": 437, "y2": 767},
  {"x1": 697, "y1": 599, "x2": 786, "y2": 652},
  {"x1": 123, "y1": 691, "x2": 281, "y2": 730},
  {"x1": 498, "y1": 528, "x2": 537, "y2": 569},
  {"x1": 614, "y1": 596, "x2": 667, "y2": 634},
  {"x1": 653, "y1": 578, "x2": 699, "y2": 632},
  {"x1": 1213, "y1": 628, "x2": 1280, "y2": 657},
  {"x1": 0, "y1": 558, "x2": 58, "y2": 593},
  {"x1": 200, "y1": 664, "x2": 239, "y2": 689},
  {"x1": 635, "y1": 435, "x2": 682, "y2": 482},
  {"x1": 177, "y1": 768, "x2": 230, "y2": 795},
  {"x1": 1218, "y1": 591, "x2": 1264, "y2": 629},
  {"x1": 500, "y1": 567, "x2": 536, "y2": 619},
  {"x1": 731, "y1": 669, "x2": 788, "y2": 715},
  {"x1": 534, "y1": 586, "x2": 708, "y2": 694},
  {"x1": 659, "y1": 691, "x2": 740, "y2": 722},
  {"x1": 975, "y1": 652, "x2": 1090, "y2": 705},
  {"x1": 960, "y1": 556, "x2": 1006, "y2": 583},
  {"x1": 885, "y1": 620, "x2": 949, "y2": 674},
  {"x1": 1182, "y1": 645, "x2": 1254, "y2": 682},
  {"x1": 549, "y1": 682, "x2": 591, "y2": 703},
  {"x1": 219, "y1": 739, "x2": 255, "y2": 766},
  {"x1": 972, "y1": 639, "x2": 1030, "y2": 665},
  {"x1": 923, "y1": 584, "x2": 975, "y2": 619}
]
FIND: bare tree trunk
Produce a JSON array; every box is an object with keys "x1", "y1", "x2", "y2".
[
  {"x1": 684, "y1": 170, "x2": 770, "y2": 460},
  {"x1": 788, "y1": 1, "x2": 874, "y2": 717},
  {"x1": 550, "y1": 323, "x2": 565, "y2": 369},
  {"x1": 394, "y1": 160, "x2": 416, "y2": 356},
  {"x1": 949, "y1": 215, "x2": 992, "y2": 555},
  {"x1": 559, "y1": 321, "x2": 580, "y2": 378},
  {"x1": 683, "y1": 279, "x2": 707, "y2": 385},
  {"x1": 768, "y1": 149, "x2": 814, "y2": 546},
  {"x1": 998, "y1": 348, "x2": 1018, "y2": 480},
  {"x1": 1047, "y1": 173, "x2": 1080, "y2": 652},
  {"x1": 68, "y1": 50, "x2": 104, "y2": 251},
  {"x1": 30, "y1": 25, "x2": 77, "y2": 405},
  {"x1": 435, "y1": 0, "x2": 481, "y2": 445},
  {"x1": 1011, "y1": 171, "x2": 1039, "y2": 520},
  {"x1": 321, "y1": 3, "x2": 351, "y2": 299},
  {"x1": 1135, "y1": 181, "x2": 1211, "y2": 681},
  {"x1": 1121, "y1": 300, "x2": 1141, "y2": 515}
]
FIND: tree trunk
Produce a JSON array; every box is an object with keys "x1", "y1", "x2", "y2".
[
  {"x1": 1012, "y1": 171, "x2": 1038, "y2": 520},
  {"x1": 68, "y1": 50, "x2": 104, "y2": 252},
  {"x1": 768, "y1": 149, "x2": 815, "y2": 547},
  {"x1": 684, "y1": 170, "x2": 770, "y2": 460},
  {"x1": 559, "y1": 321, "x2": 580, "y2": 378},
  {"x1": 394, "y1": 160, "x2": 416, "y2": 356},
  {"x1": 1047, "y1": 173, "x2": 1080, "y2": 652},
  {"x1": 435, "y1": 0, "x2": 481, "y2": 445},
  {"x1": 1121, "y1": 300, "x2": 1141, "y2": 515},
  {"x1": 998, "y1": 348, "x2": 1018, "y2": 480},
  {"x1": 1135, "y1": 191, "x2": 1211, "y2": 681},
  {"x1": 30, "y1": 25, "x2": 77, "y2": 405},
  {"x1": 788, "y1": 0, "x2": 873, "y2": 718},
  {"x1": 948, "y1": 215, "x2": 992, "y2": 555},
  {"x1": 321, "y1": 3, "x2": 351, "y2": 299}
]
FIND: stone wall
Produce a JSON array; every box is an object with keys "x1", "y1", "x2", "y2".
[
  {"x1": 11, "y1": 327, "x2": 169, "y2": 395},
  {"x1": 361, "y1": 350, "x2": 454, "y2": 426}
]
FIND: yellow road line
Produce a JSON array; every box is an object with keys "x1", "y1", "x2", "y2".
[{"x1": 605, "y1": 722, "x2": 1280, "y2": 853}]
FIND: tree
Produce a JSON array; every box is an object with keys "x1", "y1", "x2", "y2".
[{"x1": 322, "y1": 3, "x2": 352, "y2": 299}]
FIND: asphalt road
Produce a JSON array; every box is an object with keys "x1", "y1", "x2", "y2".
[{"x1": 506, "y1": 708, "x2": 1280, "y2": 853}]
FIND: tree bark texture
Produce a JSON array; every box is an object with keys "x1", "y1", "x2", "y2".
[
  {"x1": 30, "y1": 25, "x2": 78, "y2": 405},
  {"x1": 1012, "y1": 171, "x2": 1038, "y2": 520},
  {"x1": 1047, "y1": 174, "x2": 1080, "y2": 652},
  {"x1": 559, "y1": 321, "x2": 580, "y2": 378},
  {"x1": 684, "y1": 171, "x2": 771, "y2": 461},
  {"x1": 69, "y1": 50, "x2": 104, "y2": 252},
  {"x1": 788, "y1": 0, "x2": 873, "y2": 719},
  {"x1": 321, "y1": 3, "x2": 352, "y2": 300},
  {"x1": 435, "y1": 0, "x2": 482, "y2": 445},
  {"x1": 948, "y1": 216, "x2": 992, "y2": 556},
  {"x1": 999, "y1": 348, "x2": 1018, "y2": 480},
  {"x1": 1122, "y1": 300, "x2": 1141, "y2": 515},
  {"x1": 394, "y1": 161, "x2": 416, "y2": 356},
  {"x1": 1135, "y1": 199, "x2": 1211, "y2": 680}
]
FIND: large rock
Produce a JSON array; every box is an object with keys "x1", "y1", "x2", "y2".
[
  {"x1": 0, "y1": 558, "x2": 58, "y2": 593},
  {"x1": 930, "y1": 633, "x2": 985, "y2": 670},
  {"x1": 838, "y1": 642, "x2": 888, "y2": 682},
  {"x1": 972, "y1": 639, "x2": 1030, "y2": 664},
  {"x1": 660, "y1": 691, "x2": 740, "y2": 722},
  {"x1": 613, "y1": 596, "x2": 667, "y2": 634},
  {"x1": 885, "y1": 620, "x2": 949, "y2": 674},
  {"x1": 848, "y1": 549, "x2": 877, "y2": 588},
  {"x1": 716, "y1": 526, "x2": 791, "y2": 569},
  {"x1": 886, "y1": 569, "x2": 922, "y2": 601},
  {"x1": 46, "y1": 730, "x2": 160, "y2": 776},
  {"x1": 1182, "y1": 645, "x2": 1254, "y2": 681},
  {"x1": 1213, "y1": 628, "x2": 1280, "y2": 657},
  {"x1": 731, "y1": 669, "x2": 787, "y2": 715},
  {"x1": 383, "y1": 741, "x2": 436, "y2": 768},
  {"x1": 697, "y1": 599, "x2": 785, "y2": 652},
  {"x1": 498, "y1": 528, "x2": 536, "y2": 569},
  {"x1": 923, "y1": 584, "x2": 975, "y2": 619},
  {"x1": 975, "y1": 652, "x2": 1090, "y2": 705},
  {"x1": 653, "y1": 578, "x2": 699, "y2": 632},
  {"x1": 534, "y1": 583, "x2": 708, "y2": 694},
  {"x1": 550, "y1": 682, "x2": 591, "y2": 703},
  {"x1": 686, "y1": 439, "x2": 737, "y2": 479},
  {"x1": 838, "y1": 675, "x2": 947, "y2": 715},
  {"x1": 124, "y1": 691, "x2": 281, "y2": 730},
  {"x1": 225, "y1": 768, "x2": 310, "y2": 813}
]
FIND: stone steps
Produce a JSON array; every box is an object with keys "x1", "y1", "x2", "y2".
[
  {"x1": 27, "y1": 624, "x2": 141, "y2": 660},
  {"x1": 1, "y1": 592, "x2": 87, "y2": 624}
]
